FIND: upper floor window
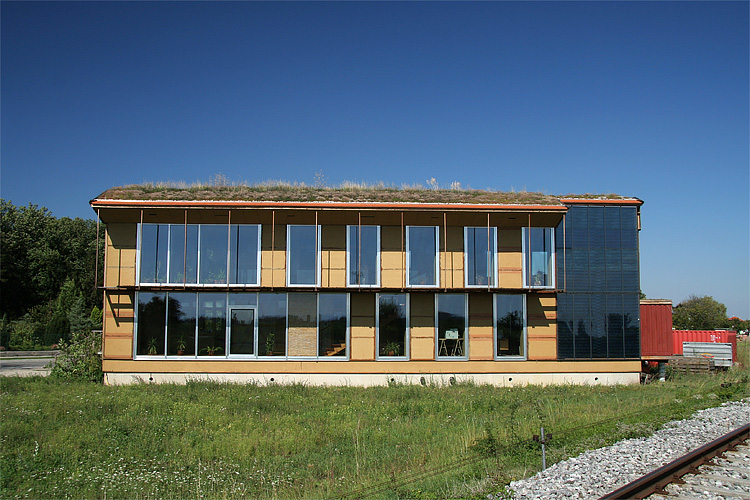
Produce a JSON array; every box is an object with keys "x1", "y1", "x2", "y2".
[
  {"x1": 523, "y1": 227, "x2": 555, "y2": 288},
  {"x1": 286, "y1": 225, "x2": 321, "y2": 287},
  {"x1": 464, "y1": 227, "x2": 497, "y2": 287},
  {"x1": 138, "y1": 223, "x2": 260, "y2": 286},
  {"x1": 406, "y1": 226, "x2": 439, "y2": 287},
  {"x1": 347, "y1": 225, "x2": 380, "y2": 287}
]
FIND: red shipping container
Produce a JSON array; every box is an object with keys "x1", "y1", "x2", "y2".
[
  {"x1": 672, "y1": 330, "x2": 737, "y2": 362},
  {"x1": 640, "y1": 300, "x2": 673, "y2": 357}
]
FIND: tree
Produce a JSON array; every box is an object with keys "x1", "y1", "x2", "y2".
[
  {"x1": 672, "y1": 295, "x2": 728, "y2": 330},
  {"x1": 0, "y1": 200, "x2": 104, "y2": 345}
]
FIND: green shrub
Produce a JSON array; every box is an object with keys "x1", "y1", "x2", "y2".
[{"x1": 49, "y1": 331, "x2": 102, "y2": 382}]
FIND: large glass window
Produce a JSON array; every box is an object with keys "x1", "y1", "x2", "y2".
[
  {"x1": 347, "y1": 225, "x2": 380, "y2": 287},
  {"x1": 318, "y1": 294, "x2": 348, "y2": 357},
  {"x1": 140, "y1": 224, "x2": 262, "y2": 286},
  {"x1": 229, "y1": 225, "x2": 261, "y2": 286},
  {"x1": 465, "y1": 227, "x2": 497, "y2": 287},
  {"x1": 436, "y1": 294, "x2": 467, "y2": 359},
  {"x1": 197, "y1": 293, "x2": 226, "y2": 356},
  {"x1": 407, "y1": 226, "x2": 439, "y2": 287},
  {"x1": 136, "y1": 292, "x2": 166, "y2": 356},
  {"x1": 495, "y1": 294, "x2": 525, "y2": 359},
  {"x1": 378, "y1": 294, "x2": 408, "y2": 359},
  {"x1": 287, "y1": 225, "x2": 320, "y2": 286},
  {"x1": 199, "y1": 226, "x2": 229, "y2": 285},
  {"x1": 140, "y1": 225, "x2": 168, "y2": 284},
  {"x1": 167, "y1": 293, "x2": 196, "y2": 355},
  {"x1": 523, "y1": 227, "x2": 555, "y2": 288},
  {"x1": 169, "y1": 225, "x2": 198, "y2": 284},
  {"x1": 258, "y1": 293, "x2": 286, "y2": 356}
]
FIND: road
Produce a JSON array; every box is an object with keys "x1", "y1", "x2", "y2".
[{"x1": 0, "y1": 356, "x2": 54, "y2": 376}]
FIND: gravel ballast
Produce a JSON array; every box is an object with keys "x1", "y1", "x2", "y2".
[{"x1": 508, "y1": 399, "x2": 750, "y2": 500}]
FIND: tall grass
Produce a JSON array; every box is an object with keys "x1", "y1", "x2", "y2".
[{"x1": 1, "y1": 357, "x2": 748, "y2": 499}]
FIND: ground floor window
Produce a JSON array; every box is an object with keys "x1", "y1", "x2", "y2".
[
  {"x1": 494, "y1": 294, "x2": 526, "y2": 359},
  {"x1": 377, "y1": 293, "x2": 408, "y2": 359},
  {"x1": 135, "y1": 291, "x2": 347, "y2": 359},
  {"x1": 436, "y1": 293, "x2": 467, "y2": 359}
]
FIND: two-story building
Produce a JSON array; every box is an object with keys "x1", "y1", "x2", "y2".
[{"x1": 91, "y1": 185, "x2": 643, "y2": 385}]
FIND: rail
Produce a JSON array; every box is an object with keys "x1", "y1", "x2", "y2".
[{"x1": 598, "y1": 423, "x2": 750, "y2": 500}]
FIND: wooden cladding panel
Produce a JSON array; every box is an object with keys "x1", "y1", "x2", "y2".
[
  {"x1": 498, "y1": 228, "x2": 522, "y2": 288},
  {"x1": 468, "y1": 293, "x2": 493, "y2": 360},
  {"x1": 527, "y1": 294, "x2": 557, "y2": 360}
]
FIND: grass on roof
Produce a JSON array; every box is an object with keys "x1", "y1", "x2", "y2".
[{"x1": 93, "y1": 176, "x2": 627, "y2": 205}]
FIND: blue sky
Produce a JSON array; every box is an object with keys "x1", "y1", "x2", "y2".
[{"x1": 2, "y1": 1, "x2": 748, "y2": 317}]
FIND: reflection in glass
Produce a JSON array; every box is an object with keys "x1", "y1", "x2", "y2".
[
  {"x1": 229, "y1": 308, "x2": 255, "y2": 355},
  {"x1": 198, "y1": 293, "x2": 226, "y2": 356},
  {"x1": 407, "y1": 226, "x2": 438, "y2": 287},
  {"x1": 495, "y1": 295, "x2": 524, "y2": 357},
  {"x1": 525, "y1": 227, "x2": 554, "y2": 288},
  {"x1": 137, "y1": 292, "x2": 166, "y2": 355},
  {"x1": 378, "y1": 294, "x2": 407, "y2": 357},
  {"x1": 437, "y1": 294, "x2": 466, "y2": 358},
  {"x1": 319, "y1": 294, "x2": 347, "y2": 357},
  {"x1": 167, "y1": 293, "x2": 196, "y2": 355},
  {"x1": 258, "y1": 293, "x2": 286, "y2": 356},
  {"x1": 169, "y1": 225, "x2": 198, "y2": 284},
  {"x1": 140, "y1": 224, "x2": 167, "y2": 283},
  {"x1": 466, "y1": 227, "x2": 496, "y2": 286},
  {"x1": 348, "y1": 226, "x2": 379, "y2": 286},
  {"x1": 287, "y1": 225, "x2": 319, "y2": 286},
  {"x1": 230, "y1": 225, "x2": 260, "y2": 285},
  {"x1": 199, "y1": 226, "x2": 229, "y2": 284}
]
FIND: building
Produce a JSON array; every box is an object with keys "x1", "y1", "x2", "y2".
[{"x1": 91, "y1": 185, "x2": 643, "y2": 385}]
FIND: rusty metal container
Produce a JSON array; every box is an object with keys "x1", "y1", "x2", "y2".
[{"x1": 640, "y1": 300, "x2": 673, "y2": 357}]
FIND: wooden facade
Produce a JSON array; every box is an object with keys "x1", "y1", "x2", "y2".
[{"x1": 92, "y1": 197, "x2": 642, "y2": 385}]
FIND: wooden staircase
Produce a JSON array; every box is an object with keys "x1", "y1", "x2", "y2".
[{"x1": 324, "y1": 343, "x2": 346, "y2": 356}]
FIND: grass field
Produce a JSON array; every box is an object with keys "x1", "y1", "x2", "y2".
[{"x1": 2, "y1": 343, "x2": 748, "y2": 500}]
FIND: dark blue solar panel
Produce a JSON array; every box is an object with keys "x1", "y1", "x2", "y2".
[
  {"x1": 590, "y1": 294, "x2": 607, "y2": 358},
  {"x1": 606, "y1": 294, "x2": 624, "y2": 358},
  {"x1": 574, "y1": 294, "x2": 591, "y2": 358},
  {"x1": 556, "y1": 294, "x2": 574, "y2": 359},
  {"x1": 556, "y1": 204, "x2": 641, "y2": 360}
]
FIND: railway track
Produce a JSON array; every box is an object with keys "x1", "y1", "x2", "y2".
[{"x1": 599, "y1": 423, "x2": 750, "y2": 500}]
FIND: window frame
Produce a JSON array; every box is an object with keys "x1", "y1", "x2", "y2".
[
  {"x1": 376, "y1": 293, "x2": 410, "y2": 361},
  {"x1": 493, "y1": 293, "x2": 527, "y2": 360},
  {"x1": 435, "y1": 293, "x2": 468, "y2": 360},
  {"x1": 464, "y1": 226, "x2": 498, "y2": 288},
  {"x1": 137, "y1": 223, "x2": 169, "y2": 286},
  {"x1": 228, "y1": 224, "x2": 262, "y2": 287},
  {"x1": 406, "y1": 225, "x2": 440, "y2": 288},
  {"x1": 286, "y1": 292, "x2": 350, "y2": 361},
  {"x1": 346, "y1": 225, "x2": 381, "y2": 288},
  {"x1": 227, "y1": 305, "x2": 258, "y2": 357},
  {"x1": 138, "y1": 223, "x2": 262, "y2": 287},
  {"x1": 522, "y1": 227, "x2": 556, "y2": 289},
  {"x1": 286, "y1": 225, "x2": 322, "y2": 287}
]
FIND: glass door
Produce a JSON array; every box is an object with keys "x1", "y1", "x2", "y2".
[{"x1": 229, "y1": 307, "x2": 256, "y2": 355}]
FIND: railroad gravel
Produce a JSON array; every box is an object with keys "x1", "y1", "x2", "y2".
[{"x1": 508, "y1": 398, "x2": 750, "y2": 500}]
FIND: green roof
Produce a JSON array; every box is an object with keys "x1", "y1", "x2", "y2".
[{"x1": 94, "y1": 182, "x2": 635, "y2": 206}]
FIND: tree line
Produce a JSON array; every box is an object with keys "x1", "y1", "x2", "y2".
[{"x1": 0, "y1": 199, "x2": 104, "y2": 349}]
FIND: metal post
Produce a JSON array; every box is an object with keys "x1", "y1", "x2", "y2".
[{"x1": 541, "y1": 427, "x2": 547, "y2": 470}]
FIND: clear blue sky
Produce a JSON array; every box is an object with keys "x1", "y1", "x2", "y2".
[{"x1": 2, "y1": 1, "x2": 748, "y2": 318}]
